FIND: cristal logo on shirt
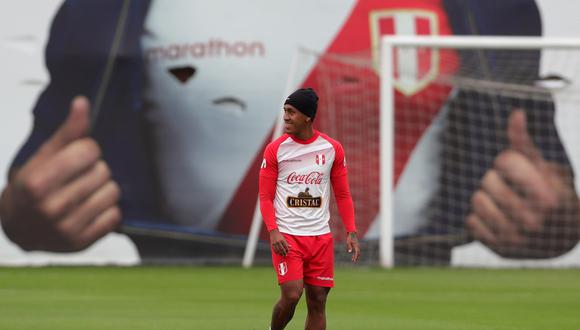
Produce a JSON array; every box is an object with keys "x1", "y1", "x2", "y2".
[{"x1": 287, "y1": 188, "x2": 322, "y2": 208}]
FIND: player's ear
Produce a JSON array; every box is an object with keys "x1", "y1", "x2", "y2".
[{"x1": 306, "y1": 117, "x2": 311, "y2": 122}]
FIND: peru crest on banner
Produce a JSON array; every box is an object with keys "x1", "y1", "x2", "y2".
[{"x1": 370, "y1": 9, "x2": 439, "y2": 96}]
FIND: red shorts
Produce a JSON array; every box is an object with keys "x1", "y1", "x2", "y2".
[{"x1": 271, "y1": 232, "x2": 334, "y2": 287}]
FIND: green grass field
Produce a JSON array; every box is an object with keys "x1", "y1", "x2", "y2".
[{"x1": 1, "y1": 266, "x2": 579, "y2": 329}]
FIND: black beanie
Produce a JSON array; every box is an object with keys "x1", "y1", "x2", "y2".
[{"x1": 284, "y1": 88, "x2": 319, "y2": 120}]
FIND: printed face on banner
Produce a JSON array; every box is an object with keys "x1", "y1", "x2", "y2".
[{"x1": 139, "y1": 0, "x2": 350, "y2": 230}]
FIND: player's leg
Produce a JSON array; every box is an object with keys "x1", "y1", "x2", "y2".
[
  {"x1": 303, "y1": 233, "x2": 334, "y2": 330},
  {"x1": 270, "y1": 279, "x2": 304, "y2": 330},
  {"x1": 304, "y1": 284, "x2": 331, "y2": 330},
  {"x1": 270, "y1": 233, "x2": 305, "y2": 330}
]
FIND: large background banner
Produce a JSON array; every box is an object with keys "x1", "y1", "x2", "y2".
[
  {"x1": 1, "y1": 0, "x2": 580, "y2": 266},
  {"x1": 0, "y1": 0, "x2": 139, "y2": 265}
]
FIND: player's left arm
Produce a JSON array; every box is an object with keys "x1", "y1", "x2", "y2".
[
  {"x1": 330, "y1": 142, "x2": 360, "y2": 262},
  {"x1": 331, "y1": 174, "x2": 360, "y2": 262}
]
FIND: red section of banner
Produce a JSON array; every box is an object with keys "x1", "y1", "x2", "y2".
[{"x1": 297, "y1": 0, "x2": 458, "y2": 237}]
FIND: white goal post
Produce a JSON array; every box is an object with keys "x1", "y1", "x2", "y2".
[
  {"x1": 242, "y1": 49, "x2": 305, "y2": 268},
  {"x1": 379, "y1": 35, "x2": 580, "y2": 268}
]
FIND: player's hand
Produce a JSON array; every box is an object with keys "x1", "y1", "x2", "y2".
[
  {"x1": 269, "y1": 229, "x2": 290, "y2": 256},
  {"x1": 0, "y1": 96, "x2": 122, "y2": 252},
  {"x1": 346, "y1": 231, "x2": 360, "y2": 262},
  {"x1": 467, "y1": 109, "x2": 580, "y2": 258}
]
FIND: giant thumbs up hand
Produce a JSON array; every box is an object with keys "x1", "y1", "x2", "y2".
[
  {"x1": 466, "y1": 110, "x2": 580, "y2": 258},
  {"x1": 0, "y1": 96, "x2": 121, "y2": 252}
]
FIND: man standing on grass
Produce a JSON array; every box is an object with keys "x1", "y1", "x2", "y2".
[{"x1": 259, "y1": 88, "x2": 360, "y2": 330}]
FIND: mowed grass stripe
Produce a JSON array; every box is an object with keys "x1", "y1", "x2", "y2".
[{"x1": 1, "y1": 267, "x2": 579, "y2": 329}]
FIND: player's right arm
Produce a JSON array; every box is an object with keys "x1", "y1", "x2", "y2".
[
  {"x1": 0, "y1": 97, "x2": 121, "y2": 252},
  {"x1": 259, "y1": 142, "x2": 289, "y2": 256}
]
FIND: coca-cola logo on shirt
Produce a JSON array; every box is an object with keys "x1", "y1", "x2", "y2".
[{"x1": 286, "y1": 171, "x2": 323, "y2": 185}]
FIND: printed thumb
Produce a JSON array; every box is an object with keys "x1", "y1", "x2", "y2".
[
  {"x1": 507, "y1": 109, "x2": 543, "y2": 163},
  {"x1": 42, "y1": 96, "x2": 92, "y2": 154}
]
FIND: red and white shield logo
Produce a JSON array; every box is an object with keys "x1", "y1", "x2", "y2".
[
  {"x1": 370, "y1": 9, "x2": 440, "y2": 96},
  {"x1": 315, "y1": 154, "x2": 326, "y2": 165},
  {"x1": 278, "y1": 262, "x2": 288, "y2": 276}
]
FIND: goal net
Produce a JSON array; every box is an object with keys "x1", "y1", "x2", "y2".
[{"x1": 249, "y1": 36, "x2": 580, "y2": 268}]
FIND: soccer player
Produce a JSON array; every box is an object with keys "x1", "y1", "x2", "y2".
[{"x1": 259, "y1": 88, "x2": 360, "y2": 330}]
